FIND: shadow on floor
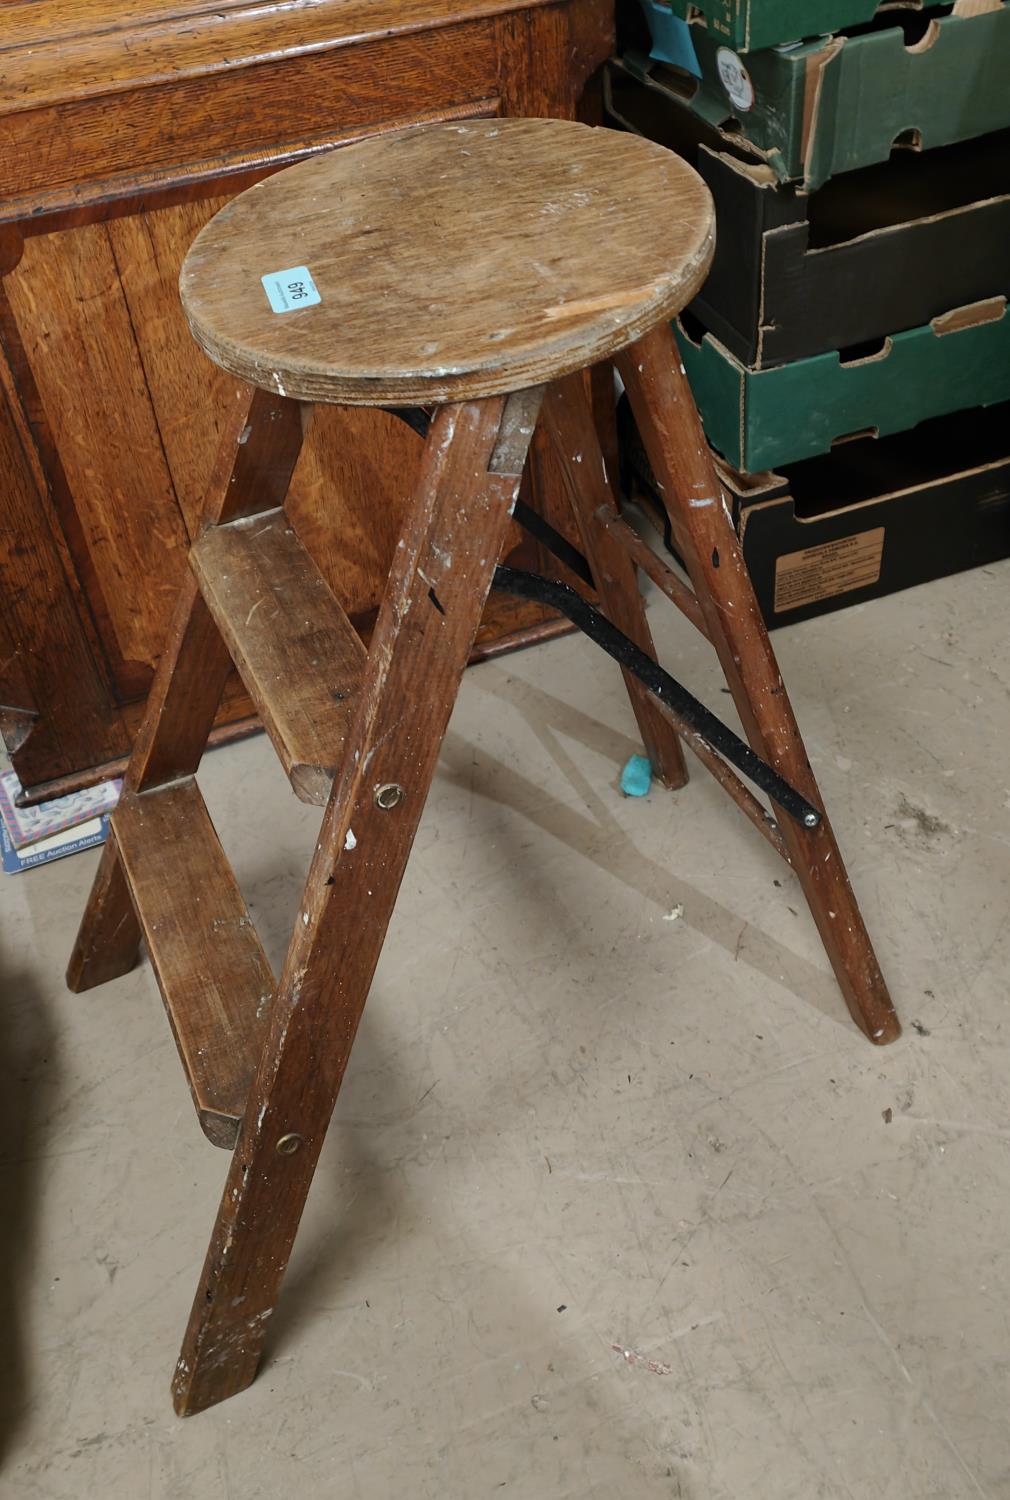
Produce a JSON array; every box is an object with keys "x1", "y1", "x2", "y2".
[
  {"x1": 0, "y1": 953, "x2": 62, "y2": 1467},
  {"x1": 443, "y1": 669, "x2": 853, "y2": 1034},
  {"x1": 258, "y1": 1007, "x2": 403, "y2": 1366}
]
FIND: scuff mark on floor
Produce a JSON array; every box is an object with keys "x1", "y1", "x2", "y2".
[{"x1": 612, "y1": 1344, "x2": 672, "y2": 1376}]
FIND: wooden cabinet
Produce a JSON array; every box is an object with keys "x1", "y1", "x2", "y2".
[{"x1": 0, "y1": 0, "x2": 612, "y2": 800}]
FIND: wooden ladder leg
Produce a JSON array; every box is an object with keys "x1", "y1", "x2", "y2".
[
  {"x1": 172, "y1": 389, "x2": 540, "y2": 1417},
  {"x1": 542, "y1": 374, "x2": 689, "y2": 789},
  {"x1": 67, "y1": 387, "x2": 306, "y2": 992},
  {"x1": 618, "y1": 324, "x2": 900, "y2": 1045}
]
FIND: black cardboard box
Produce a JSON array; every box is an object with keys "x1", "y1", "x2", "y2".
[
  {"x1": 623, "y1": 399, "x2": 1010, "y2": 627},
  {"x1": 606, "y1": 58, "x2": 1010, "y2": 368}
]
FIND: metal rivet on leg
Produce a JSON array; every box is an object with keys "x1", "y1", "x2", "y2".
[
  {"x1": 374, "y1": 783, "x2": 405, "y2": 810},
  {"x1": 276, "y1": 1132, "x2": 303, "y2": 1155}
]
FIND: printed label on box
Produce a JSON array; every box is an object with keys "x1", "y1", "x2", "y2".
[
  {"x1": 261, "y1": 266, "x2": 321, "y2": 314},
  {"x1": 774, "y1": 527, "x2": 885, "y2": 613},
  {"x1": 715, "y1": 48, "x2": 754, "y2": 112}
]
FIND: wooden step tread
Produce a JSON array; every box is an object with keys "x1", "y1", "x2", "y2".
[
  {"x1": 191, "y1": 511, "x2": 367, "y2": 805},
  {"x1": 112, "y1": 778, "x2": 273, "y2": 1149}
]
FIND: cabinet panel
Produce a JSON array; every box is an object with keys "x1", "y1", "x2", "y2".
[
  {"x1": 107, "y1": 200, "x2": 239, "y2": 538},
  {"x1": 0, "y1": 374, "x2": 131, "y2": 776},
  {"x1": 3, "y1": 33, "x2": 497, "y2": 219},
  {"x1": 288, "y1": 409, "x2": 425, "y2": 622},
  {"x1": 7, "y1": 226, "x2": 191, "y2": 694}
]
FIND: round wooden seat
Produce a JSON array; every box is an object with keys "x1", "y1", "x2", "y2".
[{"x1": 180, "y1": 118, "x2": 714, "y2": 405}]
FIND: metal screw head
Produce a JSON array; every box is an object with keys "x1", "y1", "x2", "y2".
[
  {"x1": 803, "y1": 810, "x2": 820, "y2": 828},
  {"x1": 276, "y1": 1132, "x2": 303, "y2": 1155},
  {"x1": 374, "y1": 782, "x2": 405, "y2": 810}
]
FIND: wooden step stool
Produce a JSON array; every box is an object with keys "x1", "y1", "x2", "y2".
[{"x1": 68, "y1": 119, "x2": 900, "y2": 1417}]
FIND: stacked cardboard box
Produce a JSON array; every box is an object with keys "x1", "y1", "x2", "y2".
[{"x1": 609, "y1": 0, "x2": 1010, "y2": 625}]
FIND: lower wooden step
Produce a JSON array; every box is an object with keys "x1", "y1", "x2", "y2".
[
  {"x1": 112, "y1": 778, "x2": 273, "y2": 1148},
  {"x1": 191, "y1": 510, "x2": 367, "y2": 805}
]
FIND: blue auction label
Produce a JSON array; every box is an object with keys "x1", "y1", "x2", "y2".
[{"x1": 261, "y1": 265, "x2": 321, "y2": 314}]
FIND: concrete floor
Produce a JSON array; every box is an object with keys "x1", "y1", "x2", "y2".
[{"x1": 2, "y1": 560, "x2": 1009, "y2": 1499}]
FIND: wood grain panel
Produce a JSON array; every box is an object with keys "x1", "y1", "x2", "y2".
[
  {"x1": 493, "y1": 4, "x2": 572, "y2": 113},
  {"x1": 0, "y1": 285, "x2": 113, "y2": 665},
  {"x1": 288, "y1": 407, "x2": 531, "y2": 620},
  {"x1": 1, "y1": 32, "x2": 498, "y2": 218},
  {"x1": 6, "y1": 224, "x2": 191, "y2": 683},
  {"x1": 1, "y1": 0, "x2": 561, "y2": 107},
  {"x1": 286, "y1": 408, "x2": 426, "y2": 620},
  {"x1": 108, "y1": 198, "x2": 240, "y2": 536},
  {"x1": 0, "y1": 378, "x2": 130, "y2": 777}
]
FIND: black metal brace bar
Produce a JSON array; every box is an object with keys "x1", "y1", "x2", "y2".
[
  {"x1": 390, "y1": 401, "x2": 818, "y2": 829},
  {"x1": 492, "y1": 565, "x2": 820, "y2": 830},
  {"x1": 387, "y1": 406, "x2": 432, "y2": 439},
  {"x1": 511, "y1": 499, "x2": 595, "y2": 588}
]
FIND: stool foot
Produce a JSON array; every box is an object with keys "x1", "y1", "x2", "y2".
[
  {"x1": 543, "y1": 373, "x2": 689, "y2": 790},
  {"x1": 619, "y1": 324, "x2": 899, "y2": 1045},
  {"x1": 172, "y1": 392, "x2": 542, "y2": 1414}
]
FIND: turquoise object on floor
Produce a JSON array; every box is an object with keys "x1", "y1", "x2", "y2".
[{"x1": 620, "y1": 754, "x2": 653, "y2": 798}]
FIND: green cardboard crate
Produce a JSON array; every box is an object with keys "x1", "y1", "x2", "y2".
[
  {"x1": 632, "y1": 1, "x2": 1010, "y2": 190},
  {"x1": 676, "y1": 298, "x2": 1010, "y2": 472},
  {"x1": 663, "y1": 0, "x2": 904, "y2": 50}
]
